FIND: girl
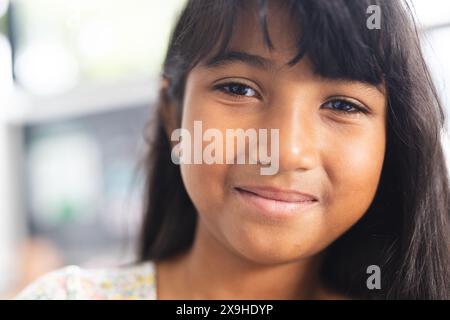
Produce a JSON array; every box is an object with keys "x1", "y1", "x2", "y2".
[{"x1": 17, "y1": 0, "x2": 450, "y2": 300}]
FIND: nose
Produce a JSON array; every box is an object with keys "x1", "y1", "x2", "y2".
[{"x1": 266, "y1": 98, "x2": 320, "y2": 173}]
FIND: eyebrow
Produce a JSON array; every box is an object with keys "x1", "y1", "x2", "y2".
[{"x1": 204, "y1": 50, "x2": 276, "y2": 70}]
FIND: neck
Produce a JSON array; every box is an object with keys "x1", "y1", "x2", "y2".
[{"x1": 156, "y1": 220, "x2": 329, "y2": 300}]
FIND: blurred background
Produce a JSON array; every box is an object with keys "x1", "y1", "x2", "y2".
[{"x1": 0, "y1": 0, "x2": 449, "y2": 298}]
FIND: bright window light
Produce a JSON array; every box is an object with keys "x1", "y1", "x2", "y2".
[{"x1": 410, "y1": 0, "x2": 450, "y2": 28}]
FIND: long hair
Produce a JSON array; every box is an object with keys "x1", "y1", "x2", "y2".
[{"x1": 138, "y1": 0, "x2": 450, "y2": 299}]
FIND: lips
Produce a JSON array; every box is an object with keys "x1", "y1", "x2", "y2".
[
  {"x1": 233, "y1": 185, "x2": 319, "y2": 220},
  {"x1": 234, "y1": 186, "x2": 320, "y2": 222},
  {"x1": 234, "y1": 186, "x2": 318, "y2": 203}
]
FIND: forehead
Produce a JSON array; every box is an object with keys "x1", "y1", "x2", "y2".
[
  {"x1": 196, "y1": 2, "x2": 322, "y2": 85},
  {"x1": 225, "y1": 1, "x2": 300, "y2": 66}
]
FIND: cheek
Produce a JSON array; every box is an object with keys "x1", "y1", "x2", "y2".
[
  {"x1": 179, "y1": 93, "x2": 231, "y2": 224},
  {"x1": 322, "y1": 129, "x2": 386, "y2": 232},
  {"x1": 180, "y1": 163, "x2": 228, "y2": 218}
]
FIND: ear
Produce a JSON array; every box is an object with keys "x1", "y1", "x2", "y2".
[{"x1": 158, "y1": 78, "x2": 179, "y2": 147}]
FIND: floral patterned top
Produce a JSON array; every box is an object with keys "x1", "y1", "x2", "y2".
[{"x1": 15, "y1": 261, "x2": 157, "y2": 300}]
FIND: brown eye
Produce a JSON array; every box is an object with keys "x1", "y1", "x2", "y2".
[
  {"x1": 322, "y1": 99, "x2": 368, "y2": 114},
  {"x1": 214, "y1": 82, "x2": 260, "y2": 99}
]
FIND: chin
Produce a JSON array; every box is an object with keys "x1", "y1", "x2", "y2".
[{"x1": 225, "y1": 230, "x2": 321, "y2": 266}]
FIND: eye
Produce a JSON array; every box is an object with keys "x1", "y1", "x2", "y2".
[
  {"x1": 322, "y1": 98, "x2": 368, "y2": 115},
  {"x1": 213, "y1": 82, "x2": 261, "y2": 99}
]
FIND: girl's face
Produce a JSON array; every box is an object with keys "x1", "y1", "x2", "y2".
[{"x1": 178, "y1": 4, "x2": 387, "y2": 264}]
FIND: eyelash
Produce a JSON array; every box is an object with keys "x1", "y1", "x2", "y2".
[
  {"x1": 213, "y1": 81, "x2": 369, "y2": 114},
  {"x1": 322, "y1": 99, "x2": 369, "y2": 115},
  {"x1": 213, "y1": 82, "x2": 261, "y2": 100}
]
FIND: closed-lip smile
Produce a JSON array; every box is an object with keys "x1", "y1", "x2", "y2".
[
  {"x1": 233, "y1": 185, "x2": 319, "y2": 219},
  {"x1": 234, "y1": 185, "x2": 319, "y2": 202}
]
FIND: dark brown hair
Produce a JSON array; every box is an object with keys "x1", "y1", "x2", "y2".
[{"x1": 138, "y1": 0, "x2": 450, "y2": 299}]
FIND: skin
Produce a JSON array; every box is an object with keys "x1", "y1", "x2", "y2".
[{"x1": 156, "y1": 2, "x2": 387, "y2": 300}]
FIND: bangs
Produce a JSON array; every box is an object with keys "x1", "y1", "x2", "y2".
[{"x1": 165, "y1": 0, "x2": 405, "y2": 92}]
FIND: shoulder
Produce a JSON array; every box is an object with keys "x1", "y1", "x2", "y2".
[{"x1": 15, "y1": 261, "x2": 157, "y2": 300}]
